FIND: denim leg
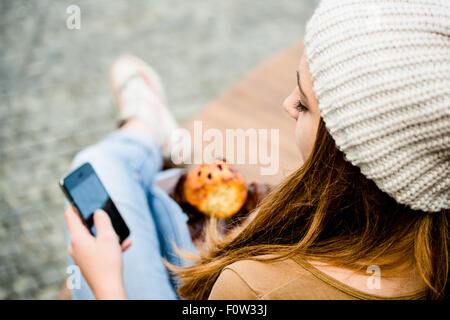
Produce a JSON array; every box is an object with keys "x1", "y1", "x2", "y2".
[
  {"x1": 147, "y1": 185, "x2": 197, "y2": 288},
  {"x1": 66, "y1": 129, "x2": 193, "y2": 299}
]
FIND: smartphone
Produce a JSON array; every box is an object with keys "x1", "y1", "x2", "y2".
[{"x1": 60, "y1": 162, "x2": 130, "y2": 243}]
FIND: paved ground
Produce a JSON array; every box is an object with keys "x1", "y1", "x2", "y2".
[{"x1": 0, "y1": 0, "x2": 319, "y2": 299}]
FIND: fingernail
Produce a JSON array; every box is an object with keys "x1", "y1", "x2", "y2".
[{"x1": 95, "y1": 210, "x2": 106, "y2": 215}]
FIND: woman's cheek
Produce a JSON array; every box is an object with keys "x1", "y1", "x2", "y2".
[
  {"x1": 295, "y1": 119, "x2": 307, "y2": 163},
  {"x1": 295, "y1": 116, "x2": 317, "y2": 163}
]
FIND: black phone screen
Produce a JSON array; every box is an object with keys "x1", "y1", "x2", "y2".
[
  {"x1": 61, "y1": 163, "x2": 130, "y2": 243},
  {"x1": 71, "y1": 173, "x2": 108, "y2": 222}
]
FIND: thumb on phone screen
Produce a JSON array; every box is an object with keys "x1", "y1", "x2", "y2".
[
  {"x1": 93, "y1": 210, "x2": 116, "y2": 238},
  {"x1": 94, "y1": 210, "x2": 132, "y2": 251}
]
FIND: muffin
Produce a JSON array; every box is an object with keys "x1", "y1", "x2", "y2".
[{"x1": 183, "y1": 160, "x2": 248, "y2": 218}]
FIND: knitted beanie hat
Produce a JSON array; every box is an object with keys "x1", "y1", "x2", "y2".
[{"x1": 304, "y1": 0, "x2": 450, "y2": 212}]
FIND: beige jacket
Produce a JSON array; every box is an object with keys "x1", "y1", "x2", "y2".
[{"x1": 208, "y1": 255, "x2": 425, "y2": 300}]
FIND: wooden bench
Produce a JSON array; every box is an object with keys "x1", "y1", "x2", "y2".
[{"x1": 56, "y1": 43, "x2": 302, "y2": 300}]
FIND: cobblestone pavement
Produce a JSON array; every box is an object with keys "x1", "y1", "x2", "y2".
[{"x1": 0, "y1": 0, "x2": 319, "y2": 299}]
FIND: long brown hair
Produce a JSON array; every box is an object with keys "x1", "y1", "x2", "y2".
[{"x1": 173, "y1": 120, "x2": 449, "y2": 300}]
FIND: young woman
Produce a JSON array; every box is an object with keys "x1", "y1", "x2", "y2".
[{"x1": 65, "y1": 0, "x2": 449, "y2": 300}]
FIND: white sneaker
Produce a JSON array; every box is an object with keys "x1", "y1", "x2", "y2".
[{"x1": 110, "y1": 55, "x2": 184, "y2": 159}]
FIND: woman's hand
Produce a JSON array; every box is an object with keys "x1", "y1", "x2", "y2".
[{"x1": 64, "y1": 206, "x2": 132, "y2": 299}]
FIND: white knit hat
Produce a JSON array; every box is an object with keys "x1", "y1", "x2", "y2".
[{"x1": 304, "y1": 0, "x2": 450, "y2": 212}]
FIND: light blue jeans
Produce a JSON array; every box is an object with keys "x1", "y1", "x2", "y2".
[{"x1": 67, "y1": 129, "x2": 197, "y2": 299}]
